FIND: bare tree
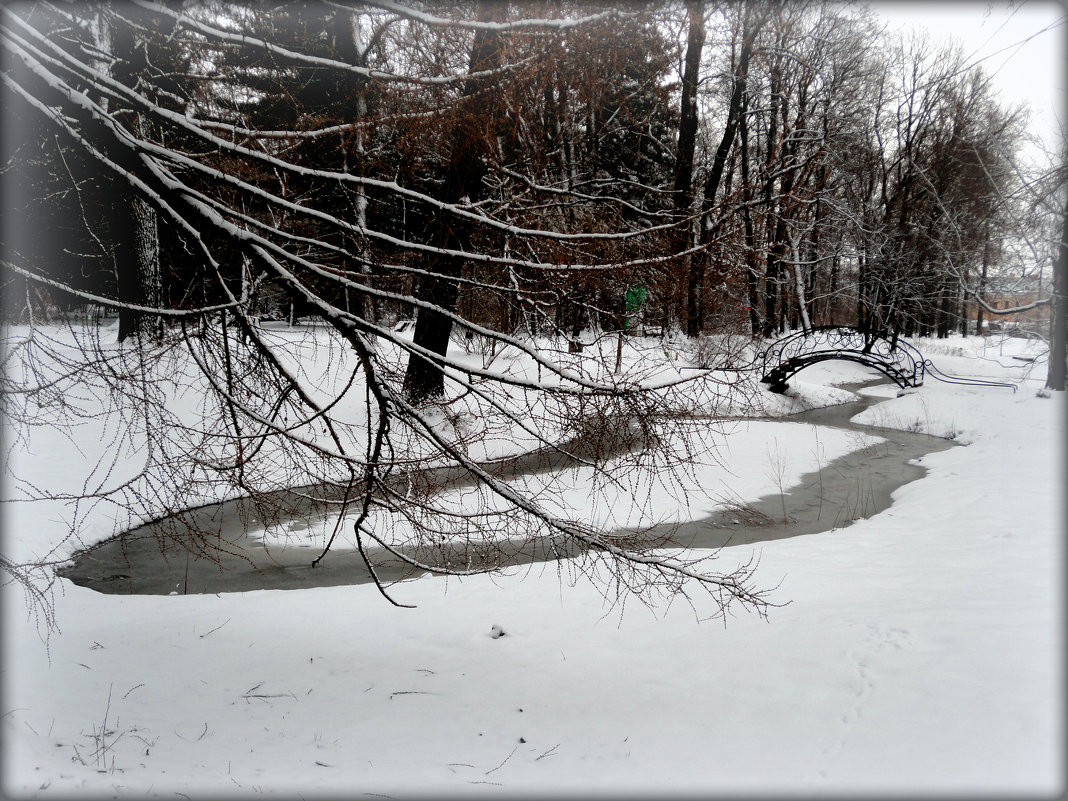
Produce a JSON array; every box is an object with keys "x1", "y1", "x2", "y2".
[
  {"x1": 689, "y1": 1, "x2": 764, "y2": 337},
  {"x1": 1, "y1": 1, "x2": 770, "y2": 620}
]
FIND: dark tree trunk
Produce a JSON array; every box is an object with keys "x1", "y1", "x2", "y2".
[
  {"x1": 736, "y1": 69, "x2": 761, "y2": 336},
  {"x1": 936, "y1": 289, "x2": 950, "y2": 338},
  {"x1": 763, "y1": 217, "x2": 787, "y2": 337},
  {"x1": 1046, "y1": 194, "x2": 1068, "y2": 391},
  {"x1": 109, "y1": 8, "x2": 161, "y2": 342},
  {"x1": 976, "y1": 232, "x2": 989, "y2": 335},
  {"x1": 759, "y1": 38, "x2": 783, "y2": 339},
  {"x1": 763, "y1": 247, "x2": 781, "y2": 337},
  {"x1": 689, "y1": 6, "x2": 761, "y2": 337},
  {"x1": 113, "y1": 196, "x2": 157, "y2": 342},
  {"x1": 959, "y1": 267, "x2": 969, "y2": 337},
  {"x1": 672, "y1": 1, "x2": 704, "y2": 217},
  {"x1": 828, "y1": 253, "x2": 840, "y2": 325},
  {"x1": 403, "y1": 1, "x2": 505, "y2": 403},
  {"x1": 856, "y1": 252, "x2": 868, "y2": 332},
  {"x1": 672, "y1": 0, "x2": 705, "y2": 336}
]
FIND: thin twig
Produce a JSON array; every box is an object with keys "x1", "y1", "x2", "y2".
[{"x1": 485, "y1": 745, "x2": 519, "y2": 776}]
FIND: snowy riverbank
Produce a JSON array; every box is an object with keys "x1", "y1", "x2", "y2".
[{"x1": 2, "y1": 332, "x2": 1063, "y2": 797}]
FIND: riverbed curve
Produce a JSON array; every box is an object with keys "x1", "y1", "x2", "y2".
[{"x1": 57, "y1": 379, "x2": 956, "y2": 595}]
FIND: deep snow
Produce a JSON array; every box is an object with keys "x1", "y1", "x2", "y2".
[{"x1": 1, "y1": 329, "x2": 1063, "y2": 797}]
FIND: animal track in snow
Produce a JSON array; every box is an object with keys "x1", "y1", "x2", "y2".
[{"x1": 816, "y1": 624, "x2": 913, "y2": 780}]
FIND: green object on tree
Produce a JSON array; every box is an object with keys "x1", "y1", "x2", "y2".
[{"x1": 624, "y1": 284, "x2": 647, "y2": 330}]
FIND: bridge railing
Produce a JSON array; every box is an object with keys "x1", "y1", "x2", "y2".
[{"x1": 760, "y1": 326, "x2": 927, "y2": 387}]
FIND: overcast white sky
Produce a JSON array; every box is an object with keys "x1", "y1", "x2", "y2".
[{"x1": 870, "y1": 1, "x2": 1066, "y2": 161}]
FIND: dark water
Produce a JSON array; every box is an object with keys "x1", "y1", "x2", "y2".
[
  {"x1": 653, "y1": 386, "x2": 956, "y2": 550},
  {"x1": 57, "y1": 381, "x2": 955, "y2": 595}
]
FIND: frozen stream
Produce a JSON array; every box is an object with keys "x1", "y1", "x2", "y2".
[{"x1": 58, "y1": 380, "x2": 956, "y2": 595}]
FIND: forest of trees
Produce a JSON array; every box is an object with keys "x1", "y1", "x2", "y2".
[
  {"x1": 1, "y1": 1, "x2": 1064, "y2": 615},
  {"x1": 3, "y1": 1, "x2": 1063, "y2": 361}
]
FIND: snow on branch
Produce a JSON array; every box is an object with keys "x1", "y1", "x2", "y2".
[
  {"x1": 5, "y1": 8, "x2": 670, "y2": 248},
  {"x1": 354, "y1": 1, "x2": 628, "y2": 32},
  {"x1": 123, "y1": 0, "x2": 537, "y2": 87}
]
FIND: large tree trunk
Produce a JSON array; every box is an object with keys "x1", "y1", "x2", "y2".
[
  {"x1": 113, "y1": 195, "x2": 160, "y2": 342},
  {"x1": 105, "y1": 6, "x2": 162, "y2": 343},
  {"x1": 671, "y1": 0, "x2": 705, "y2": 333},
  {"x1": 403, "y1": 1, "x2": 505, "y2": 402}
]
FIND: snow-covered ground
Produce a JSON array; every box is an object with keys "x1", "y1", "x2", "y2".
[{"x1": 2, "y1": 330, "x2": 1063, "y2": 797}]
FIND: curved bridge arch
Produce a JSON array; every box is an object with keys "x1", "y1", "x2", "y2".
[{"x1": 760, "y1": 326, "x2": 926, "y2": 392}]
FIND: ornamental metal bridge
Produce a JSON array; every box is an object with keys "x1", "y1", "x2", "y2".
[{"x1": 759, "y1": 326, "x2": 1016, "y2": 393}]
